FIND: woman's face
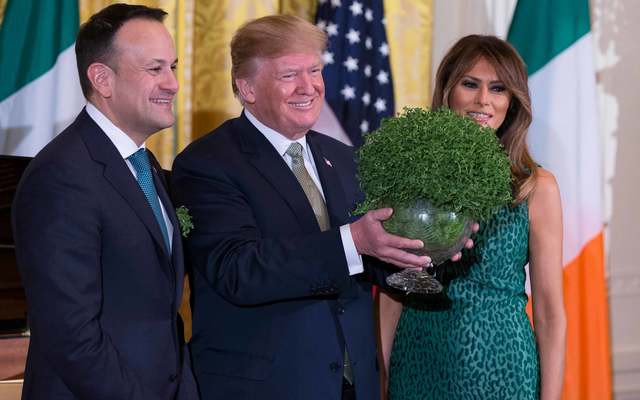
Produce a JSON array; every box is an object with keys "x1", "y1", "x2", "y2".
[{"x1": 449, "y1": 57, "x2": 511, "y2": 130}]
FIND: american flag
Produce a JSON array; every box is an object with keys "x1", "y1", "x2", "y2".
[{"x1": 316, "y1": 0, "x2": 395, "y2": 148}]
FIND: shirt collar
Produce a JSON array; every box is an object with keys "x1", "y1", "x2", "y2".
[
  {"x1": 86, "y1": 102, "x2": 144, "y2": 160},
  {"x1": 244, "y1": 109, "x2": 311, "y2": 160}
]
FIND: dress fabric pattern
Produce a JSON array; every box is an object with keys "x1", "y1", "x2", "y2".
[{"x1": 388, "y1": 203, "x2": 539, "y2": 399}]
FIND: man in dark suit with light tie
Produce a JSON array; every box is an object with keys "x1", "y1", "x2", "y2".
[
  {"x1": 12, "y1": 4, "x2": 197, "y2": 399},
  {"x1": 171, "y1": 15, "x2": 431, "y2": 400}
]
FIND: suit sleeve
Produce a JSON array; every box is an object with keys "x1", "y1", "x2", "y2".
[
  {"x1": 171, "y1": 154, "x2": 351, "y2": 306},
  {"x1": 12, "y1": 160, "x2": 164, "y2": 400}
]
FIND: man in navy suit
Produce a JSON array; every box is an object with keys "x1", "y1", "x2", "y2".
[
  {"x1": 171, "y1": 15, "x2": 431, "y2": 400},
  {"x1": 12, "y1": 4, "x2": 197, "y2": 399}
]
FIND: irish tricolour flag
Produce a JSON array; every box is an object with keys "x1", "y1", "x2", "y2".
[
  {"x1": 0, "y1": 0, "x2": 84, "y2": 156},
  {"x1": 508, "y1": 0, "x2": 612, "y2": 399}
]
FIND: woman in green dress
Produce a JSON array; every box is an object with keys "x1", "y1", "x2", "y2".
[{"x1": 380, "y1": 35, "x2": 566, "y2": 400}]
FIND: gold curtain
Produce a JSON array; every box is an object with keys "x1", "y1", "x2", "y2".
[{"x1": 385, "y1": 0, "x2": 432, "y2": 109}]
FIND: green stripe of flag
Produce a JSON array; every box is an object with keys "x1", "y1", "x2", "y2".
[
  {"x1": 507, "y1": 0, "x2": 590, "y2": 75},
  {"x1": 0, "y1": 0, "x2": 78, "y2": 102}
]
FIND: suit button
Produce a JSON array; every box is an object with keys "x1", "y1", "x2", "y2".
[
  {"x1": 329, "y1": 362, "x2": 341, "y2": 373},
  {"x1": 338, "y1": 306, "x2": 345, "y2": 314},
  {"x1": 169, "y1": 373, "x2": 178, "y2": 382}
]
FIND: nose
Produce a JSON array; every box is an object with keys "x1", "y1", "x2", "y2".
[
  {"x1": 161, "y1": 67, "x2": 179, "y2": 94},
  {"x1": 296, "y1": 72, "x2": 315, "y2": 95},
  {"x1": 475, "y1": 85, "x2": 490, "y2": 106}
]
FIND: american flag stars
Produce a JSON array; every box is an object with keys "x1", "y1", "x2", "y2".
[
  {"x1": 322, "y1": 50, "x2": 334, "y2": 65},
  {"x1": 341, "y1": 85, "x2": 356, "y2": 100},
  {"x1": 376, "y1": 70, "x2": 389, "y2": 85},
  {"x1": 364, "y1": 8, "x2": 373, "y2": 22},
  {"x1": 326, "y1": 22, "x2": 339, "y2": 37},
  {"x1": 349, "y1": 1, "x2": 364, "y2": 16},
  {"x1": 346, "y1": 29, "x2": 361, "y2": 44},
  {"x1": 362, "y1": 92, "x2": 371, "y2": 105},
  {"x1": 343, "y1": 56, "x2": 359, "y2": 72},
  {"x1": 316, "y1": 0, "x2": 395, "y2": 146}
]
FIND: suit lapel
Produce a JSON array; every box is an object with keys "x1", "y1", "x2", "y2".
[
  {"x1": 77, "y1": 109, "x2": 172, "y2": 264},
  {"x1": 149, "y1": 155, "x2": 185, "y2": 302},
  {"x1": 307, "y1": 133, "x2": 351, "y2": 227},
  {"x1": 236, "y1": 115, "x2": 321, "y2": 232}
]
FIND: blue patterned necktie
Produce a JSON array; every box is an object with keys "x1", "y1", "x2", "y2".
[{"x1": 127, "y1": 148, "x2": 171, "y2": 252}]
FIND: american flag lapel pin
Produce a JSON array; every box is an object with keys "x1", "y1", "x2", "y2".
[{"x1": 324, "y1": 158, "x2": 333, "y2": 168}]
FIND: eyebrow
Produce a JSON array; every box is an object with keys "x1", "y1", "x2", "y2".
[
  {"x1": 149, "y1": 58, "x2": 178, "y2": 65},
  {"x1": 279, "y1": 62, "x2": 322, "y2": 72},
  {"x1": 462, "y1": 75, "x2": 503, "y2": 84}
]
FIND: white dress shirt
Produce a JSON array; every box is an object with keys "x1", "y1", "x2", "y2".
[
  {"x1": 86, "y1": 103, "x2": 174, "y2": 250},
  {"x1": 245, "y1": 109, "x2": 363, "y2": 276}
]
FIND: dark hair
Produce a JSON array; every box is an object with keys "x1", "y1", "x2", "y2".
[
  {"x1": 432, "y1": 34, "x2": 537, "y2": 203},
  {"x1": 75, "y1": 3, "x2": 167, "y2": 98}
]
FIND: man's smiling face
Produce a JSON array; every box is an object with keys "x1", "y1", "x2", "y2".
[{"x1": 239, "y1": 52, "x2": 325, "y2": 140}]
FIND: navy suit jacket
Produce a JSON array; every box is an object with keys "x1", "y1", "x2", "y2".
[
  {"x1": 12, "y1": 109, "x2": 198, "y2": 399},
  {"x1": 171, "y1": 113, "x2": 390, "y2": 400}
]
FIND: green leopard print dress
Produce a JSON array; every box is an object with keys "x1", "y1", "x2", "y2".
[{"x1": 388, "y1": 203, "x2": 539, "y2": 399}]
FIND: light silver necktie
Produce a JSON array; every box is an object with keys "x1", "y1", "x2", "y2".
[{"x1": 286, "y1": 142, "x2": 330, "y2": 232}]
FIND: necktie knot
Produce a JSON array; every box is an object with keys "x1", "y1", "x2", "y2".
[
  {"x1": 286, "y1": 142, "x2": 304, "y2": 161},
  {"x1": 128, "y1": 148, "x2": 151, "y2": 173}
]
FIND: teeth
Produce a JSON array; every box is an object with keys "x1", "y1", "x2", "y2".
[
  {"x1": 151, "y1": 99, "x2": 171, "y2": 104},
  {"x1": 468, "y1": 112, "x2": 490, "y2": 118},
  {"x1": 291, "y1": 100, "x2": 312, "y2": 108}
]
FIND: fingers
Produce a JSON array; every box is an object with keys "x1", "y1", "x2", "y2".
[
  {"x1": 383, "y1": 233, "x2": 424, "y2": 250},
  {"x1": 367, "y1": 207, "x2": 393, "y2": 222},
  {"x1": 351, "y1": 208, "x2": 432, "y2": 269},
  {"x1": 449, "y1": 237, "x2": 473, "y2": 262},
  {"x1": 378, "y1": 247, "x2": 431, "y2": 269}
]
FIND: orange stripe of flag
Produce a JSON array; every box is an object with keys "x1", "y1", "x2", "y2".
[{"x1": 562, "y1": 232, "x2": 611, "y2": 400}]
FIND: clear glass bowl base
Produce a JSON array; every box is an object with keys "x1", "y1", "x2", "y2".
[
  {"x1": 386, "y1": 268, "x2": 444, "y2": 294},
  {"x1": 383, "y1": 199, "x2": 472, "y2": 294}
]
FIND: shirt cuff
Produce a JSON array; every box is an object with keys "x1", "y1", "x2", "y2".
[{"x1": 340, "y1": 224, "x2": 364, "y2": 276}]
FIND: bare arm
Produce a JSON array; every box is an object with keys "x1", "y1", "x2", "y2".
[{"x1": 528, "y1": 169, "x2": 566, "y2": 400}]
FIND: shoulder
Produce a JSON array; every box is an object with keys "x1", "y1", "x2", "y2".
[
  {"x1": 22, "y1": 121, "x2": 91, "y2": 183},
  {"x1": 308, "y1": 131, "x2": 356, "y2": 164},
  {"x1": 528, "y1": 168, "x2": 562, "y2": 220},
  {"x1": 309, "y1": 130, "x2": 353, "y2": 151},
  {"x1": 530, "y1": 168, "x2": 560, "y2": 202},
  {"x1": 175, "y1": 118, "x2": 239, "y2": 164}
]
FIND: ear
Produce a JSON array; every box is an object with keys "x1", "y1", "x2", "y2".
[
  {"x1": 87, "y1": 63, "x2": 114, "y2": 98},
  {"x1": 235, "y1": 78, "x2": 256, "y2": 104}
]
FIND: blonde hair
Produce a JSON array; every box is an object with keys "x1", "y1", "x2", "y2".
[
  {"x1": 230, "y1": 15, "x2": 327, "y2": 96},
  {"x1": 432, "y1": 34, "x2": 537, "y2": 203}
]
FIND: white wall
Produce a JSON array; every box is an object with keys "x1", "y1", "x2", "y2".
[{"x1": 593, "y1": 0, "x2": 640, "y2": 398}]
